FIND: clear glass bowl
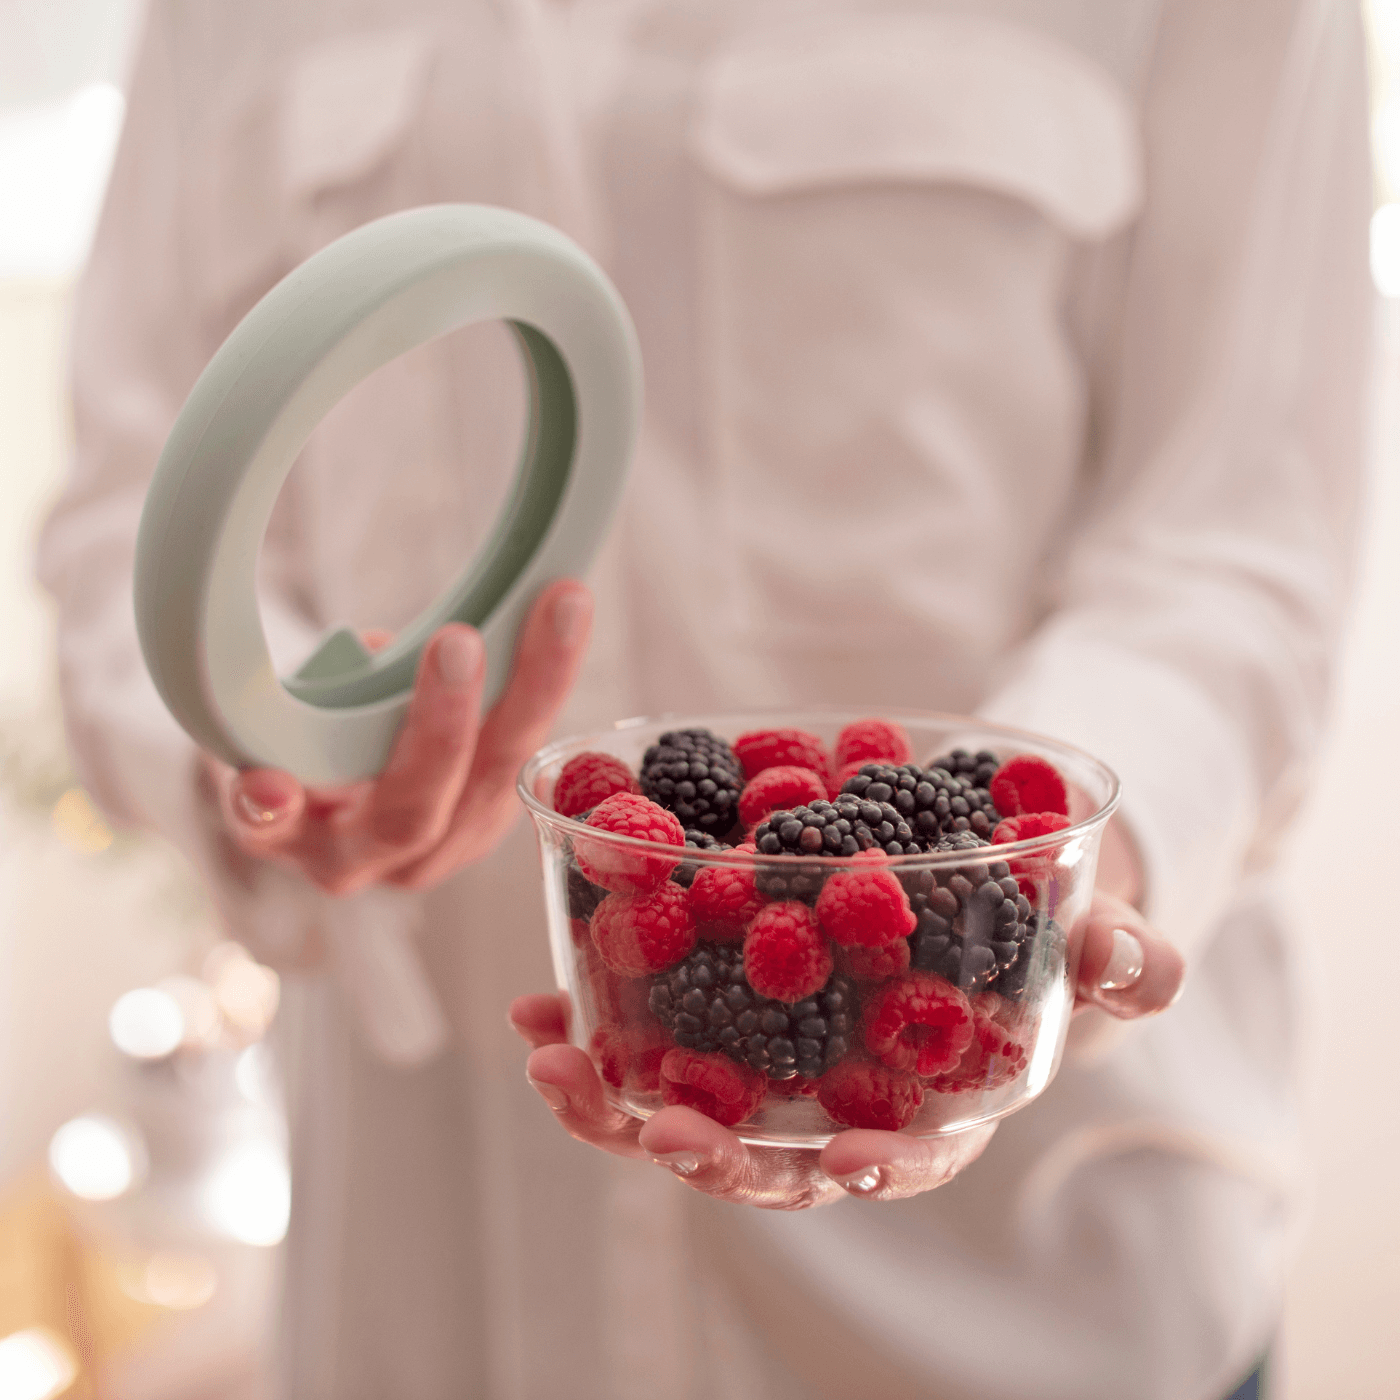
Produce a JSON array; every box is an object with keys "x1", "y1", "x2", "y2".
[{"x1": 518, "y1": 709, "x2": 1119, "y2": 1148}]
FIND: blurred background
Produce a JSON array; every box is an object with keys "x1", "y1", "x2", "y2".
[{"x1": 0, "y1": 1, "x2": 1397, "y2": 1396}]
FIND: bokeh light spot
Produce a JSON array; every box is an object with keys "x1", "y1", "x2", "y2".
[
  {"x1": 109, "y1": 987, "x2": 184, "y2": 1060},
  {"x1": 48, "y1": 1114, "x2": 144, "y2": 1201},
  {"x1": 0, "y1": 1328, "x2": 78, "y2": 1400}
]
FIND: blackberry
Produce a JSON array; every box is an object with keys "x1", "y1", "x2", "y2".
[
  {"x1": 904, "y1": 832, "x2": 1032, "y2": 996},
  {"x1": 994, "y1": 912, "x2": 1064, "y2": 1001},
  {"x1": 566, "y1": 856, "x2": 606, "y2": 920},
  {"x1": 639, "y1": 728, "x2": 744, "y2": 839},
  {"x1": 647, "y1": 942, "x2": 858, "y2": 1080},
  {"x1": 671, "y1": 829, "x2": 731, "y2": 889},
  {"x1": 751, "y1": 798, "x2": 915, "y2": 901},
  {"x1": 929, "y1": 747, "x2": 999, "y2": 786},
  {"x1": 841, "y1": 759, "x2": 1002, "y2": 846}
]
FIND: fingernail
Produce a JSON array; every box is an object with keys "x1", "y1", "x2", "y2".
[
  {"x1": 527, "y1": 1076, "x2": 569, "y2": 1113},
  {"x1": 235, "y1": 790, "x2": 282, "y2": 825},
  {"x1": 651, "y1": 1151, "x2": 704, "y2": 1177},
  {"x1": 833, "y1": 1167, "x2": 883, "y2": 1196},
  {"x1": 1099, "y1": 927, "x2": 1145, "y2": 990},
  {"x1": 553, "y1": 590, "x2": 591, "y2": 647},
  {"x1": 436, "y1": 629, "x2": 483, "y2": 691}
]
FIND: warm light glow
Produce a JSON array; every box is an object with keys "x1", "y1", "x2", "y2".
[
  {"x1": 0, "y1": 1328, "x2": 78, "y2": 1400},
  {"x1": 202, "y1": 1141, "x2": 290, "y2": 1246},
  {"x1": 157, "y1": 974, "x2": 222, "y2": 1050},
  {"x1": 50, "y1": 786, "x2": 113, "y2": 854},
  {"x1": 109, "y1": 987, "x2": 183, "y2": 1060},
  {"x1": 120, "y1": 1252, "x2": 218, "y2": 1311},
  {"x1": 1373, "y1": 203, "x2": 1400, "y2": 297},
  {"x1": 205, "y1": 942, "x2": 280, "y2": 1038},
  {"x1": 234, "y1": 1044, "x2": 276, "y2": 1107},
  {"x1": 48, "y1": 1114, "x2": 143, "y2": 1201}
]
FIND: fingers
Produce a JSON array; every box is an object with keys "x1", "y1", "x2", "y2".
[
  {"x1": 816, "y1": 1123, "x2": 997, "y2": 1202},
  {"x1": 393, "y1": 583, "x2": 593, "y2": 885},
  {"x1": 367, "y1": 625, "x2": 486, "y2": 853},
  {"x1": 637, "y1": 1110, "x2": 843, "y2": 1210},
  {"x1": 221, "y1": 766, "x2": 308, "y2": 854},
  {"x1": 1072, "y1": 890, "x2": 1186, "y2": 1019},
  {"x1": 524, "y1": 1043, "x2": 648, "y2": 1158},
  {"x1": 507, "y1": 993, "x2": 570, "y2": 1048}
]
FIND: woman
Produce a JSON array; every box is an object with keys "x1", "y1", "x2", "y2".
[{"x1": 39, "y1": 0, "x2": 1370, "y2": 1395}]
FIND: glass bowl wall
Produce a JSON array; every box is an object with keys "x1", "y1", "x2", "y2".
[{"x1": 519, "y1": 710, "x2": 1118, "y2": 1148}]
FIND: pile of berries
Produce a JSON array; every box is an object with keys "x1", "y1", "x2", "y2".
[{"x1": 551, "y1": 721, "x2": 1074, "y2": 1132}]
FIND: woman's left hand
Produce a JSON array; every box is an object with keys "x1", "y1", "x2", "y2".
[{"x1": 510, "y1": 888, "x2": 1185, "y2": 1211}]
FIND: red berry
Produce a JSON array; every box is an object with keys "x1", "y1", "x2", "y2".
[
  {"x1": 817, "y1": 1058, "x2": 924, "y2": 1131},
  {"x1": 738, "y1": 765, "x2": 828, "y2": 826},
  {"x1": 989, "y1": 754, "x2": 1068, "y2": 818},
  {"x1": 733, "y1": 728, "x2": 832, "y2": 787},
  {"x1": 992, "y1": 811, "x2": 1072, "y2": 904},
  {"x1": 688, "y1": 858, "x2": 766, "y2": 940},
  {"x1": 554, "y1": 751, "x2": 639, "y2": 818},
  {"x1": 590, "y1": 882, "x2": 696, "y2": 975},
  {"x1": 863, "y1": 972, "x2": 975, "y2": 1077},
  {"x1": 928, "y1": 994, "x2": 1029, "y2": 1094},
  {"x1": 574, "y1": 792, "x2": 684, "y2": 893},
  {"x1": 834, "y1": 718, "x2": 911, "y2": 770},
  {"x1": 992, "y1": 811, "x2": 1072, "y2": 845},
  {"x1": 591, "y1": 1024, "x2": 667, "y2": 1092},
  {"x1": 743, "y1": 901, "x2": 833, "y2": 1002},
  {"x1": 815, "y1": 864, "x2": 916, "y2": 948},
  {"x1": 837, "y1": 938, "x2": 911, "y2": 982},
  {"x1": 660, "y1": 1048, "x2": 766, "y2": 1127}
]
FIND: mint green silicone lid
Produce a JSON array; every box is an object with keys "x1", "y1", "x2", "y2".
[{"x1": 134, "y1": 205, "x2": 641, "y2": 784}]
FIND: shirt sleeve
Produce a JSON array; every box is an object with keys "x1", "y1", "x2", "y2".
[
  {"x1": 33, "y1": 4, "x2": 448, "y2": 1064},
  {"x1": 979, "y1": 0, "x2": 1374, "y2": 955}
]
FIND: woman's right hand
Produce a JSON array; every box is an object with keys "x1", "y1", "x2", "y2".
[{"x1": 204, "y1": 580, "x2": 592, "y2": 897}]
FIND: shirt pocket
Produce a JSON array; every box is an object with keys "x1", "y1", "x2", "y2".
[
  {"x1": 689, "y1": 12, "x2": 1141, "y2": 236},
  {"x1": 188, "y1": 24, "x2": 433, "y2": 331},
  {"x1": 681, "y1": 13, "x2": 1144, "y2": 671}
]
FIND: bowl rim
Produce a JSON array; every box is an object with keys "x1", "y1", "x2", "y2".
[{"x1": 517, "y1": 706, "x2": 1121, "y2": 868}]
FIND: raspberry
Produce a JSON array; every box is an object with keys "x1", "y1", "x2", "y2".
[
  {"x1": 648, "y1": 942, "x2": 857, "y2": 1079},
  {"x1": 554, "y1": 752, "x2": 639, "y2": 818},
  {"x1": 574, "y1": 792, "x2": 685, "y2": 893},
  {"x1": 991, "y1": 812, "x2": 1072, "y2": 906},
  {"x1": 744, "y1": 902, "x2": 833, "y2": 1002},
  {"x1": 660, "y1": 1047, "x2": 767, "y2": 1126},
  {"x1": 590, "y1": 1023, "x2": 668, "y2": 1092},
  {"x1": 639, "y1": 729, "x2": 744, "y2": 838},
  {"x1": 580, "y1": 940, "x2": 654, "y2": 1027},
  {"x1": 928, "y1": 994, "x2": 1029, "y2": 1094},
  {"x1": 817, "y1": 1058, "x2": 924, "y2": 1131},
  {"x1": 991, "y1": 811, "x2": 1072, "y2": 844},
  {"x1": 733, "y1": 728, "x2": 832, "y2": 787},
  {"x1": 688, "y1": 857, "x2": 766, "y2": 939},
  {"x1": 835, "y1": 718, "x2": 912, "y2": 770},
  {"x1": 863, "y1": 971, "x2": 975, "y2": 1077},
  {"x1": 990, "y1": 754, "x2": 1068, "y2": 818},
  {"x1": 837, "y1": 938, "x2": 911, "y2": 982},
  {"x1": 590, "y1": 881, "x2": 696, "y2": 975},
  {"x1": 738, "y1": 766, "x2": 828, "y2": 826},
  {"x1": 815, "y1": 864, "x2": 916, "y2": 948}
]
